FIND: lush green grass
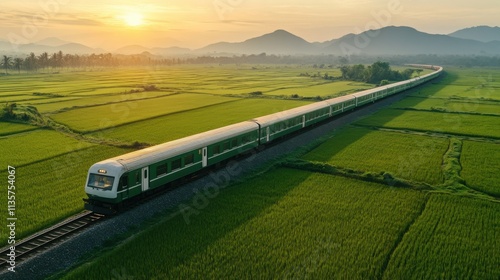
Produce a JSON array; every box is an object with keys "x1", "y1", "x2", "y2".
[
  {"x1": 50, "y1": 93, "x2": 239, "y2": 132},
  {"x1": 61, "y1": 169, "x2": 427, "y2": 279},
  {"x1": 302, "y1": 126, "x2": 447, "y2": 185},
  {"x1": 0, "y1": 145, "x2": 132, "y2": 246},
  {"x1": 89, "y1": 98, "x2": 312, "y2": 144},
  {"x1": 383, "y1": 194, "x2": 500, "y2": 279},
  {"x1": 23, "y1": 92, "x2": 170, "y2": 113},
  {"x1": 391, "y1": 97, "x2": 500, "y2": 115},
  {"x1": 461, "y1": 141, "x2": 500, "y2": 197},
  {"x1": 0, "y1": 121, "x2": 38, "y2": 136},
  {"x1": 0, "y1": 129, "x2": 95, "y2": 166},
  {"x1": 356, "y1": 109, "x2": 500, "y2": 139},
  {"x1": 266, "y1": 81, "x2": 373, "y2": 97}
]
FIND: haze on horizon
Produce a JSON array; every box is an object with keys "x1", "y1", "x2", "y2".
[{"x1": 1, "y1": 0, "x2": 498, "y2": 50}]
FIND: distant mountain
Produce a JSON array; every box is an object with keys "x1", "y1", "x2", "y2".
[
  {"x1": 35, "y1": 37, "x2": 71, "y2": 46},
  {"x1": 115, "y1": 45, "x2": 151, "y2": 55},
  {"x1": 325, "y1": 26, "x2": 500, "y2": 55},
  {"x1": 3, "y1": 26, "x2": 500, "y2": 57},
  {"x1": 197, "y1": 29, "x2": 317, "y2": 55},
  {"x1": 449, "y1": 26, "x2": 500, "y2": 43},
  {"x1": 115, "y1": 45, "x2": 191, "y2": 56},
  {"x1": 0, "y1": 41, "x2": 104, "y2": 55}
]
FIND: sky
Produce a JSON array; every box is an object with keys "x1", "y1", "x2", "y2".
[{"x1": 0, "y1": 0, "x2": 498, "y2": 50}]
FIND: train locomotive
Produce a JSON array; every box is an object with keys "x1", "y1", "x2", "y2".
[{"x1": 84, "y1": 65, "x2": 443, "y2": 214}]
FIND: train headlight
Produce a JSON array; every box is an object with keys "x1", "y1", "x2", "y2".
[{"x1": 98, "y1": 169, "x2": 107, "y2": 174}]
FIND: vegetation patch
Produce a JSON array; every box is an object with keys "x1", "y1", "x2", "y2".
[
  {"x1": 383, "y1": 194, "x2": 500, "y2": 280},
  {"x1": 461, "y1": 141, "x2": 500, "y2": 197},
  {"x1": 356, "y1": 109, "x2": 500, "y2": 139},
  {"x1": 61, "y1": 169, "x2": 427, "y2": 279},
  {"x1": 301, "y1": 126, "x2": 447, "y2": 185}
]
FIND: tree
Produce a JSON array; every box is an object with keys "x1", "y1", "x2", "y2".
[
  {"x1": 25, "y1": 52, "x2": 38, "y2": 72},
  {"x1": 13, "y1": 58, "x2": 23, "y2": 74},
  {"x1": 2, "y1": 55, "x2": 12, "y2": 74},
  {"x1": 38, "y1": 52, "x2": 49, "y2": 72}
]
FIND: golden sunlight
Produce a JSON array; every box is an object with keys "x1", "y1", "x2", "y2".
[{"x1": 123, "y1": 12, "x2": 144, "y2": 27}]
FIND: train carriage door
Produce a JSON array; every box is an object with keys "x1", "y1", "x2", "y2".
[
  {"x1": 302, "y1": 115, "x2": 306, "y2": 128},
  {"x1": 141, "y1": 167, "x2": 149, "y2": 192},
  {"x1": 266, "y1": 127, "x2": 270, "y2": 142},
  {"x1": 202, "y1": 147, "x2": 208, "y2": 167}
]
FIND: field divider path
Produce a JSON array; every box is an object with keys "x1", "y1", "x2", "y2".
[
  {"x1": 379, "y1": 194, "x2": 431, "y2": 280},
  {"x1": 351, "y1": 124, "x2": 500, "y2": 144},
  {"x1": 393, "y1": 107, "x2": 500, "y2": 117},
  {"x1": 281, "y1": 159, "x2": 434, "y2": 191}
]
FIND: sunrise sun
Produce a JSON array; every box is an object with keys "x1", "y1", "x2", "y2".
[{"x1": 123, "y1": 12, "x2": 144, "y2": 27}]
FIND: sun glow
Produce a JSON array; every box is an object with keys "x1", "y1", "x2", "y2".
[{"x1": 123, "y1": 12, "x2": 144, "y2": 27}]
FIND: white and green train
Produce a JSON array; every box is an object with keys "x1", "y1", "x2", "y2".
[{"x1": 84, "y1": 65, "x2": 443, "y2": 214}]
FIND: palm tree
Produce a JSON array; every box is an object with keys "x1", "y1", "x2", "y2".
[
  {"x1": 2, "y1": 55, "x2": 12, "y2": 74},
  {"x1": 25, "y1": 52, "x2": 38, "y2": 72},
  {"x1": 38, "y1": 52, "x2": 49, "y2": 72},
  {"x1": 13, "y1": 58, "x2": 23, "y2": 74}
]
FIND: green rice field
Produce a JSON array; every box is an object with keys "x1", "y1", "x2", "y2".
[
  {"x1": 0, "y1": 65, "x2": 499, "y2": 278},
  {"x1": 61, "y1": 169, "x2": 429, "y2": 279},
  {"x1": 90, "y1": 98, "x2": 311, "y2": 144},
  {"x1": 302, "y1": 126, "x2": 447, "y2": 185}
]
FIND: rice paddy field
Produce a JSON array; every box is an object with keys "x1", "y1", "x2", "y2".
[{"x1": 0, "y1": 65, "x2": 499, "y2": 278}]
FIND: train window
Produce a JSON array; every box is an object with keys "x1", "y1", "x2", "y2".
[
  {"x1": 172, "y1": 158, "x2": 182, "y2": 171},
  {"x1": 157, "y1": 164, "x2": 167, "y2": 176},
  {"x1": 184, "y1": 154, "x2": 194, "y2": 165},
  {"x1": 223, "y1": 141, "x2": 230, "y2": 151},
  {"x1": 87, "y1": 174, "x2": 114, "y2": 191},
  {"x1": 213, "y1": 145, "x2": 220, "y2": 155},
  {"x1": 231, "y1": 139, "x2": 238, "y2": 147},
  {"x1": 135, "y1": 172, "x2": 140, "y2": 184},
  {"x1": 120, "y1": 176, "x2": 128, "y2": 189}
]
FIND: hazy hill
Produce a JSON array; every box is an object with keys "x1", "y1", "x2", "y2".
[
  {"x1": 325, "y1": 26, "x2": 500, "y2": 55},
  {"x1": 0, "y1": 41, "x2": 104, "y2": 55},
  {"x1": 198, "y1": 29, "x2": 317, "y2": 55},
  {"x1": 35, "y1": 37, "x2": 71, "y2": 46},
  {"x1": 449, "y1": 26, "x2": 500, "y2": 42},
  {"x1": 115, "y1": 45, "x2": 191, "y2": 56},
  {"x1": 2, "y1": 26, "x2": 500, "y2": 57}
]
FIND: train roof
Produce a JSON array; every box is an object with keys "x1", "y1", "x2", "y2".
[
  {"x1": 94, "y1": 121, "x2": 258, "y2": 172},
  {"x1": 251, "y1": 101, "x2": 330, "y2": 126}
]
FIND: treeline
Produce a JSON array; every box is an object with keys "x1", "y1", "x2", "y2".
[
  {"x1": 340, "y1": 61, "x2": 421, "y2": 84},
  {"x1": 1, "y1": 50, "x2": 499, "y2": 75},
  {"x1": 0, "y1": 51, "x2": 185, "y2": 74}
]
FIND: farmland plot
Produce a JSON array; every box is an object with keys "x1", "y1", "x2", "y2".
[
  {"x1": 461, "y1": 141, "x2": 500, "y2": 197},
  {"x1": 89, "y1": 98, "x2": 311, "y2": 144},
  {"x1": 302, "y1": 126, "x2": 447, "y2": 185},
  {"x1": 383, "y1": 194, "x2": 500, "y2": 280},
  {"x1": 62, "y1": 169, "x2": 427, "y2": 279},
  {"x1": 266, "y1": 81, "x2": 373, "y2": 98},
  {"x1": 50, "y1": 93, "x2": 239, "y2": 132},
  {"x1": 391, "y1": 97, "x2": 500, "y2": 115},
  {"x1": 1, "y1": 129, "x2": 95, "y2": 166},
  {"x1": 27, "y1": 91, "x2": 172, "y2": 113},
  {"x1": 356, "y1": 109, "x2": 500, "y2": 139},
  {"x1": 0, "y1": 122, "x2": 38, "y2": 136}
]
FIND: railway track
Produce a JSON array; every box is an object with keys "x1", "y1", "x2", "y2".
[{"x1": 0, "y1": 211, "x2": 105, "y2": 269}]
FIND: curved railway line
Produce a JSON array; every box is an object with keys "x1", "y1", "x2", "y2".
[
  {"x1": 0, "y1": 211, "x2": 105, "y2": 270},
  {"x1": 1, "y1": 65, "x2": 443, "y2": 278}
]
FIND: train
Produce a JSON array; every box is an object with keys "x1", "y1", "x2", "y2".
[{"x1": 84, "y1": 64, "x2": 443, "y2": 214}]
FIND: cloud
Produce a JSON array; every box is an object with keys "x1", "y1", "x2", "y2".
[{"x1": 0, "y1": 10, "x2": 105, "y2": 27}]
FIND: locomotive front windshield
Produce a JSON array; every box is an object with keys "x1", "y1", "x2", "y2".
[{"x1": 87, "y1": 174, "x2": 115, "y2": 190}]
